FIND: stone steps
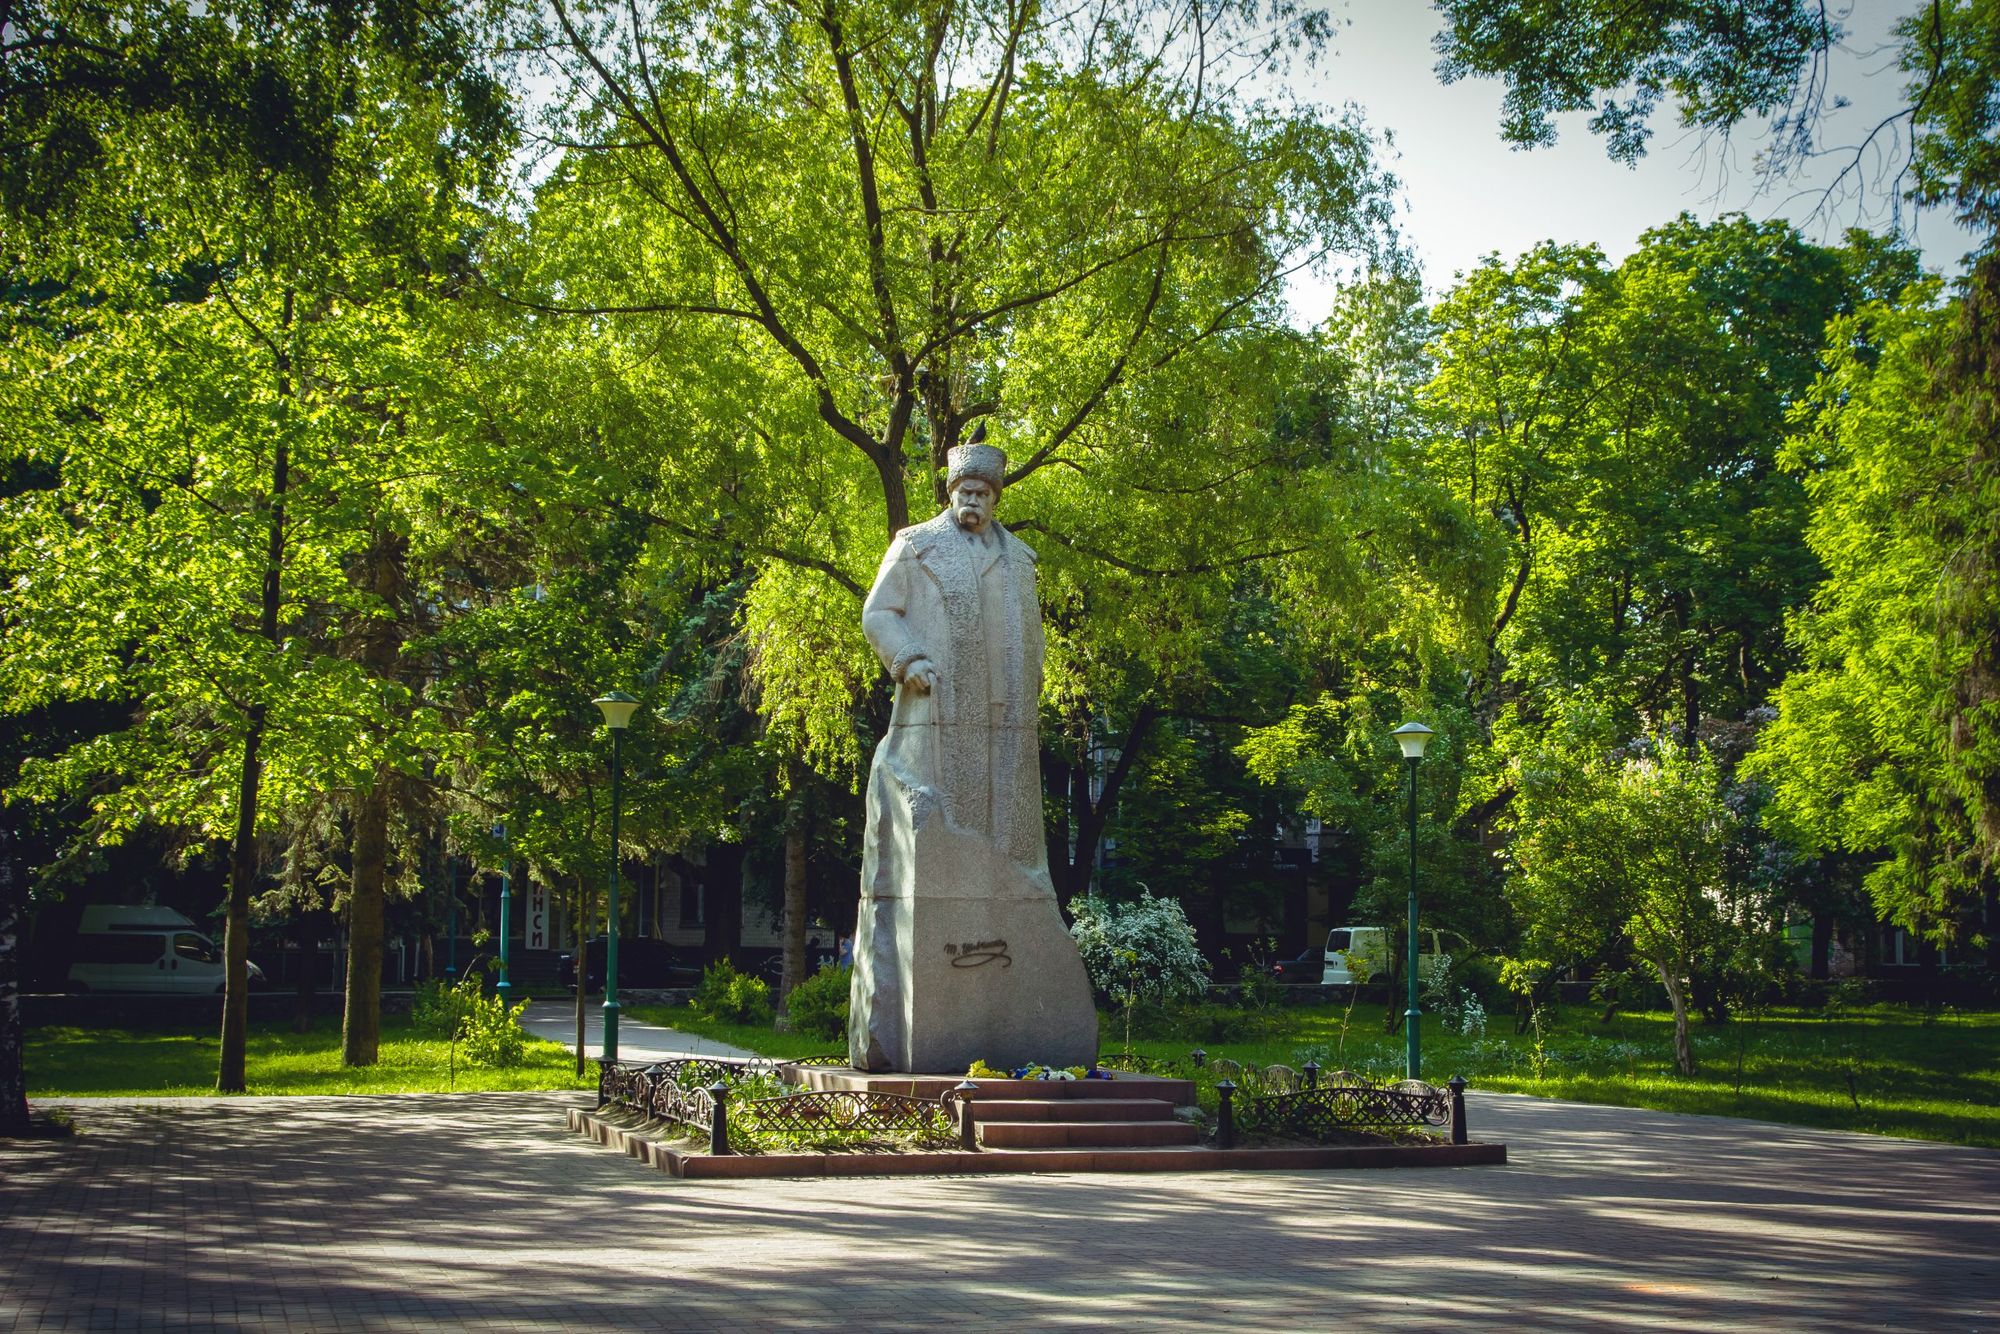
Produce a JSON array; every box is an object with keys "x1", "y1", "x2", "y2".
[
  {"x1": 977, "y1": 1118, "x2": 1201, "y2": 1149},
  {"x1": 786, "y1": 1065, "x2": 1205, "y2": 1151},
  {"x1": 788, "y1": 1066, "x2": 1196, "y2": 1105},
  {"x1": 969, "y1": 1097, "x2": 1176, "y2": 1123}
]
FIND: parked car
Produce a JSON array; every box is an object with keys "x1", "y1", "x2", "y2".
[
  {"x1": 1268, "y1": 947, "x2": 1324, "y2": 983},
  {"x1": 1321, "y1": 925, "x2": 1449, "y2": 992},
  {"x1": 558, "y1": 936, "x2": 701, "y2": 993},
  {"x1": 67, "y1": 905, "x2": 267, "y2": 995}
]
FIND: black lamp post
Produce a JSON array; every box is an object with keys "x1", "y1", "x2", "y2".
[
  {"x1": 1393, "y1": 721, "x2": 1434, "y2": 1080},
  {"x1": 593, "y1": 690, "x2": 639, "y2": 1064}
]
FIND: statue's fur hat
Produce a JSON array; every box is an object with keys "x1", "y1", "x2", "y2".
[{"x1": 946, "y1": 442, "x2": 1007, "y2": 494}]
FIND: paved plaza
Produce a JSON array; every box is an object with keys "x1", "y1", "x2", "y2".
[{"x1": 3, "y1": 1088, "x2": 1995, "y2": 1331}]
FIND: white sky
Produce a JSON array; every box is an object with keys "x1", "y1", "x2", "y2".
[{"x1": 1280, "y1": 1, "x2": 1977, "y2": 321}]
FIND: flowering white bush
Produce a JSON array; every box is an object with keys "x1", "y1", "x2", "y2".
[
  {"x1": 1067, "y1": 891, "x2": 1211, "y2": 1004},
  {"x1": 1423, "y1": 952, "x2": 1488, "y2": 1036},
  {"x1": 1456, "y1": 993, "x2": 1488, "y2": 1037}
]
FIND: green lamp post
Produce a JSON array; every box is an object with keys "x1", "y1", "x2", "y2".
[
  {"x1": 593, "y1": 690, "x2": 640, "y2": 1064},
  {"x1": 494, "y1": 822, "x2": 511, "y2": 1000},
  {"x1": 1393, "y1": 720, "x2": 1434, "y2": 1081}
]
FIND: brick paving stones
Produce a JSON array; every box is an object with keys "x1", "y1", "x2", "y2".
[{"x1": 2, "y1": 1089, "x2": 1994, "y2": 1331}]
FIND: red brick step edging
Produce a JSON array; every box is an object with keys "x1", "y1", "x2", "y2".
[{"x1": 566, "y1": 1107, "x2": 1508, "y2": 1178}]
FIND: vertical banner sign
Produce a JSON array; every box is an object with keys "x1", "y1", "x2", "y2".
[{"x1": 527, "y1": 883, "x2": 549, "y2": 951}]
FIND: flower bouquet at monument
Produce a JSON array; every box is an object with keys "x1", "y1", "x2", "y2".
[{"x1": 967, "y1": 1059, "x2": 1114, "y2": 1081}]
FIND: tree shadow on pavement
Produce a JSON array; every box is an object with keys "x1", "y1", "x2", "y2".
[{"x1": 1, "y1": 1089, "x2": 1994, "y2": 1331}]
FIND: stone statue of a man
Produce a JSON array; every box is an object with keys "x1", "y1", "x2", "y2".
[{"x1": 847, "y1": 443, "x2": 1099, "y2": 1072}]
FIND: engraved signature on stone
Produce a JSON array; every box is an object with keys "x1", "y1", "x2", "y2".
[{"x1": 943, "y1": 939, "x2": 1012, "y2": 968}]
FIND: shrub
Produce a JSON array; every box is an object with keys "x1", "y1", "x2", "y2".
[
  {"x1": 410, "y1": 977, "x2": 472, "y2": 1039},
  {"x1": 414, "y1": 971, "x2": 530, "y2": 1067},
  {"x1": 785, "y1": 964, "x2": 851, "y2": 1042},
  {"x1": 459, "y1": 991, "x2": 531, "y2": 1067},
  {"x1": 1067, "y1": 891, "x2": 1210, "y2": 1005},
  {"x1": 1422, "y1": 953, "x2": 1490, "y2": 1037},
  {"x1": 692, "y1": 959, "x2": 774, "y2": 1025}
]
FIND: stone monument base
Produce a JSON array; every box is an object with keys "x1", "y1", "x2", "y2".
[{"x1": 849, "y1": 809, "x2": 1098, "y2": 1074}]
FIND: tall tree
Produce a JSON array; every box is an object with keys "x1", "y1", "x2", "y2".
[
  {"x1": 500, "y1": 0, "x2": 1399, "y2": 821},
  {"x1": 0, "y1": 0, "x2": 509, "y2": 1083},
  {"x1": 1509, "y1": 736, "x2": 1756, "y2": 1074},
  {"x1": 1432, "y1": 0, "x2": 2000, "y2": 910},
  {"x1": 1747, "y1": 281, "x2": 1993, "y2": 943},
  {"x1": 1425, "y1": 217, "x2": 1895, "y2": 743}
]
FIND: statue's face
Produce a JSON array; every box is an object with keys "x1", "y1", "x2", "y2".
[{"x1": 951, "y1": 478, "x2": 997, "y2": 532}]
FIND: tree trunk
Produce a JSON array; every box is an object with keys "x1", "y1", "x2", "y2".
[
  {"x1": 1673, "y1": 592, "x2": 1700, "y2": 742},
  {"x1": 1047, "y1": 703, "x2": 1161, "y2": 899},
  {"x1": 0, "y1": 828, "x2": 28, "y2": 1134},
  {"x1": 573, "y1": 874, "x2": 590, "y2": 1077},
  {"x1": 1657, "y1": 960, "x2": 1698, "y2": 1075},
  {"x1": 216, "y1": 720, "x2": 265, "y2": 1092},
  {"x1": 218, "y1": 289, "x2": 291, "y2": 1094},
  {"x1": 874, "y1": 448, "x2": 911, "y2": 538},
  {"x1": 1042, "y1": 750, "x2": 1073, "y2": 894},
  {"x1": 1382, "y1": 949, "x2": 1404, "y2": 1034},
  {"x1": 341, "y1": 778, "x2": 389, "y2": 1066},
  {"x1": 338, "y1": 524, "x2": 407, "y2": 1066},
  {"x1": 1810, "y1": 911, "x2": 1833, "y2": 981},
  {"x1": 780, "y1": 804, "x2": 808, "y2": 1004}
]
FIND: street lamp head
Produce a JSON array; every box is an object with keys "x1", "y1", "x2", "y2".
[
  {"x1": 1392, "y1": 721, "x2": 1435, "y2": 761},
  {"x1": 593, "y1": 690, "x2": 641, "y2": 730}
]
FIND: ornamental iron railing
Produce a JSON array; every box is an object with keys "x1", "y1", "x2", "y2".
[
  {"x1": 596, "y1": 1058, "x2": 964, "y2": 1155},
  {"x1": 596, "y1": 1056, "x2": 1472, "y2": 1155},
  {"x1": 1215, "y1": 1071, "x2": 1470, "y2": 1148},
  {"x1": 738, "y1": 1089, "x2": 954, "y2": 1144},
  {"x1": 1241, "y1": 1079, "x2": 1453, "y2": 1135}
]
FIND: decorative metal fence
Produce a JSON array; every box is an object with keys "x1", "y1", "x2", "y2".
[
  {"x1": 1213, "y1": 1069, "x2": 1469, "y2": 1148},
  {"x1": 596, "y1": 1058, "x2": 959, "y2": 1155},
  {"x1": 737, "y1": 1089, "x2": 954, "y2": 1144},
  {"x1": 595, "y1": 1053, "x2": 1473, "y2": 1156},
  {"x1": 1240, "y1": 1079, "x2": 1453, "y2": 1135}
]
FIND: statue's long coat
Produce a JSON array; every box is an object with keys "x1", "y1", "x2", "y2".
[{"x1": 859, "y1": 510, "x2": 1048, "y2": 877}]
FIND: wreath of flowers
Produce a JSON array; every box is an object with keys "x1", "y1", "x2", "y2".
[{"x1": 966, "y1": 1059, "x2": 1115, "y2": 1081}]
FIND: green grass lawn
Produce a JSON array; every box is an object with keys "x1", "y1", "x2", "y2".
[
  {"x1": 634, "y1": 997, "x2": 2000, "y2": 1149},
  {"x1": 27, "y1": 1016, "x2": 597, "y2": 1098},
  {"x1": 1122, "y1": 1000, "x2": 2000, "y2": 1148}
]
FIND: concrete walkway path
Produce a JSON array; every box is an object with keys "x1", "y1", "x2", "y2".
[
  {"x1": 4, "y1": 1086, "x2": 1994, "y2": 1331},
  {"x1": 517, "y1": 999, "x2": 760, "y2": 1063}
]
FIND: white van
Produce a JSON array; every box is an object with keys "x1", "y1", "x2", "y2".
[
  {"x1": 68, "y1": 906, "x2": 264, "y2": 995},
  {"x1": 1321, "y1": 925, "x2": 1445, "y2": 990}
]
